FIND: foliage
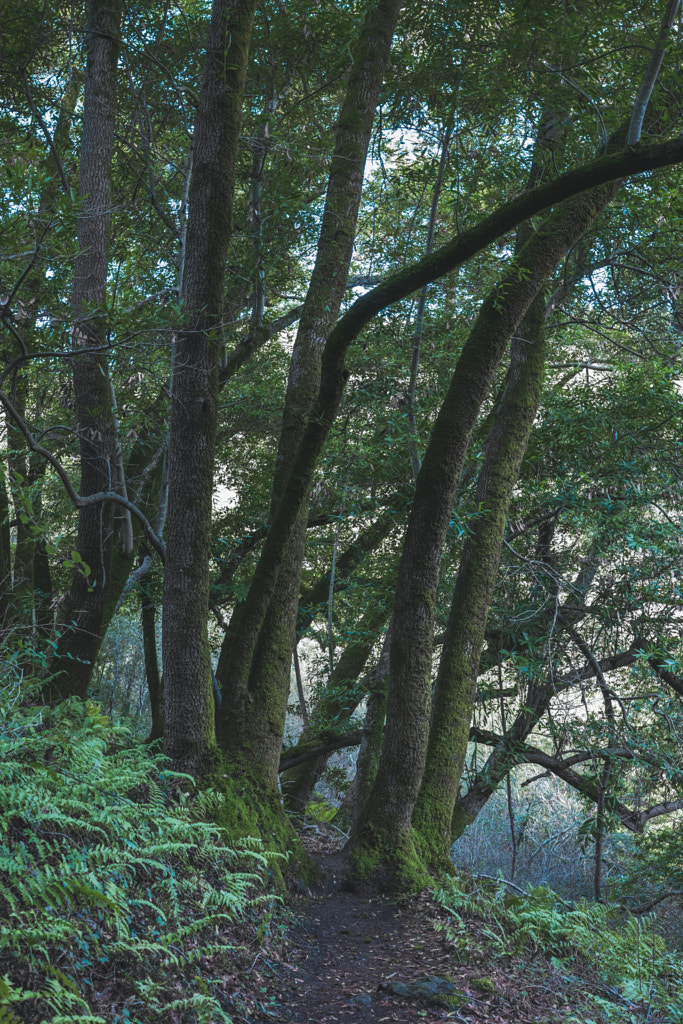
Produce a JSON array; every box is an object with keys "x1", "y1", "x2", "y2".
[
  {"x1": 435, "y1": 876, "x2": 683, "y2": 1022},
  {"x1": 451, "y1": 768, "x2": 617, "y2": 897},
  {"x1": 611, "y1": 822, "x2": 683, "y2": 934},
  {"x1": 0, "y1": 685, "x2": 277, "y2": 1023}
]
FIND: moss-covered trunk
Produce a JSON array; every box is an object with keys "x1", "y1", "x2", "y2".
[
  {"x1": 215, "y1": 0, "x2": 403, "y2": 788},
  {"x1": 346, "y1": 145, "x2": 624, "y2": 889},
  {"x1": 162, "y1": 0, "x2": 255, "y2": 776},
  {"x1": 411, "y1": 292, "x2": 547, "y2": 871}
]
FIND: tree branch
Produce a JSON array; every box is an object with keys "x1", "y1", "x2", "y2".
[
  {"x1": 0, "y1": 386, "x2": 165, "y2": 560},
  {"x1": 278, "y1": 729, "x2": 363, "y2": 773}
]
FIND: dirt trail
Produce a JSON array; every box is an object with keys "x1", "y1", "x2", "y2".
[
  {"x1": 260, "y1": 854, "x2": 467, "y2": 1023},
  {"x1": 253, "y1": 847, "x2": 641, "y2": 1024}
]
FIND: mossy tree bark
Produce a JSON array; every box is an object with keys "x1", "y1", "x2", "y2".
[
  {"x1": 162, "y1": 0, "x2": 256, "y2": 776},
  {"x1": 215, "y1": 0, "x2": 404, "y2": 788},
  {"x1": 49, "y1": 0, "x2": 123, "y2": 700},
  {"x1": 411, "y1": 292, "x2": 547, "y2": 871},
  {"x1": 346, "y1": 141, "x2": 625, "y2": 887}
]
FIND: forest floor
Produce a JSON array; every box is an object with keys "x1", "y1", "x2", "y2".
[{"x1": 242, "y1": 831, "x2": 661, "y2": 1024}]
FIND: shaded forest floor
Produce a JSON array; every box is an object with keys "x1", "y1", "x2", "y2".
[{"x1": 240, "y1": 833, "x2": 675, "y2": 1024}]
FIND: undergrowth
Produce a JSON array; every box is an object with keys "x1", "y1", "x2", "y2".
[
  {"x1": 0, "y1": 684, "x2": 279, "y2": 1023},
  {"x1": 435, "y1": 875, "x2": 683, "y2": 1023}
]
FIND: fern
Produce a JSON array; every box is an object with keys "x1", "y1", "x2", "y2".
[
  {"x1": 436, "y1": 878, "x2": 683, "y2": 1019},
  {"x1": 0, "y1": 690, "x2": 275, "y2": 1023}
]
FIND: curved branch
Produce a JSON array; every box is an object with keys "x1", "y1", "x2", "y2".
[
  {"x1": 324, "y1": 134, "x2": 683, "y2": 361},
  {"x1": 279, "y1": 729, "x2": 363, "y2": 773},
  {"x1": 0, "y1": 386, "x2": 165, "y2": 560},
  {"x1": 469, "y1": 728, "x2": 683, "y2": 832},
  {"x1": 627, "y1": 0, "x2": 682, "y2": 147}
]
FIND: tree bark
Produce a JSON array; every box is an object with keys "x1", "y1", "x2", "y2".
[
  {"x1": 6, "y1": 381, "x2": 35, "y2": 623},
  {"x1": 162, "y1": 0, "x2": 255, "y2": 775},
  {"x1": 411, "y1": 290, "x2": 548, "y2": 871},
  {"x1": 352, "y1": 626, "x2": 391, "y2": 829},
  {"x1": 215, "y1": 0, "x2": 404, "y2": 787},
  {"x1": 0, "y1": 459, "x2": 11, "y2": 626},
  {"x1": 141, "y1": 581, "x2": 163, "y2": 742},
  {"x1": 49, "y1": 0, "x2": 123, "y2": 700}
]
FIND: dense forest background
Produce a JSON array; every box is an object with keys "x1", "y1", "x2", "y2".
[{"x1": 2, "y1": 0, "x2": 683, "y2": 1016}]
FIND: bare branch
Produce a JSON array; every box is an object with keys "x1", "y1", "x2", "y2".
[
  {"x1": 21, "y1": 73, "x2": 70, "y2": 193},
  {"x1": 627, "y1": 0, "x2": 682, "y2": 147}
]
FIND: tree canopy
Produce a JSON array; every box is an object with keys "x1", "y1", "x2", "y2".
[{"x1": 1, "y1": 0, "x2": 683, "y2": 891}]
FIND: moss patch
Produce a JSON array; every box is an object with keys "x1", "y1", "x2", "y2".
[
  {"x1": 203, "y1": 754, "x2": 317, "y2": 888},
  {"x1": 346, "y1": 824, "x2": 432, "y2": 893}
]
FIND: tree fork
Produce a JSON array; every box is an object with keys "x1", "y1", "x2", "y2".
[{"x1": 215, "y1": 0, "x2": 404, "y2": 787}]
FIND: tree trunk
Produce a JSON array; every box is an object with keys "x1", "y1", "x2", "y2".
[
  {"x1": 49, "y1": 0, "x2": 123, "y2": 700},
  {"x1": 281, "y1": 599, "x2": 390, "y2": 810},
  {"x1": 215, "y1": 0, "x2": 404, "y2": 788},
  {"x1": 141, "y1": 581, "x2": 163, "y2": 742},
  {"x1": 352, "y1": 626, "x2": 391, "y2": 829},
  {"x1": 346, "y1": 145, "x2": 625, "y2": 888},
  {"x1": 411, "y1": 290, "x2": 547, "y2": 871},
  {"x1": 0, "y1": 461, "x2": 11, "y2": 626},
  {"x1": 6, "y1": 382, "x2": 35, "y2": 623},
  {"x1": 162, "y1": 0, "x2": 255, "y2": 776}
]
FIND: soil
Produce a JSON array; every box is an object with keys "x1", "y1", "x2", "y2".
[{"x1": 249, "y1": 837, "x2": 625, "y2": 1024}]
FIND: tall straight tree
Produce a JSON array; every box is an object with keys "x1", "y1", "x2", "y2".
[
  {"x1": 50, "y1": 0, "x2": 124, "y2": 699},
  {"x1": 162, "y1": 0, "x2": 256, "y2": 775}
]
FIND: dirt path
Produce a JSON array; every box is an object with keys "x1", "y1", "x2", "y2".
[
  {"x1": 259, "y1": 854, "x2": 469, "y2": 1023},
  {"x1": 252, "y1": 848, "x2": 644, "y2": 1024}
]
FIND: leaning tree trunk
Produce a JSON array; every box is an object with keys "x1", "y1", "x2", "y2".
[
  {"x1": 346, "y1": 135, "x2": 627, "y2": 888},
  {"x1": 49, "y1": 0, "x2": 123, "y2": 700},
  {"x1": 411, "y1": 290, "x2": 547, "y2": 872},
  {"x1": 281, "y1": 598, "x2": 391, "y2": 811},
  {"x1": 215, "y1": 0, "x2": 404, "y2": 788},
  {"x1": 204, "y1": 131, "x2": 683, "y2": 799},
  {"x1": 162, "y1": 0, "x2": 255, "y2": 776}
]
